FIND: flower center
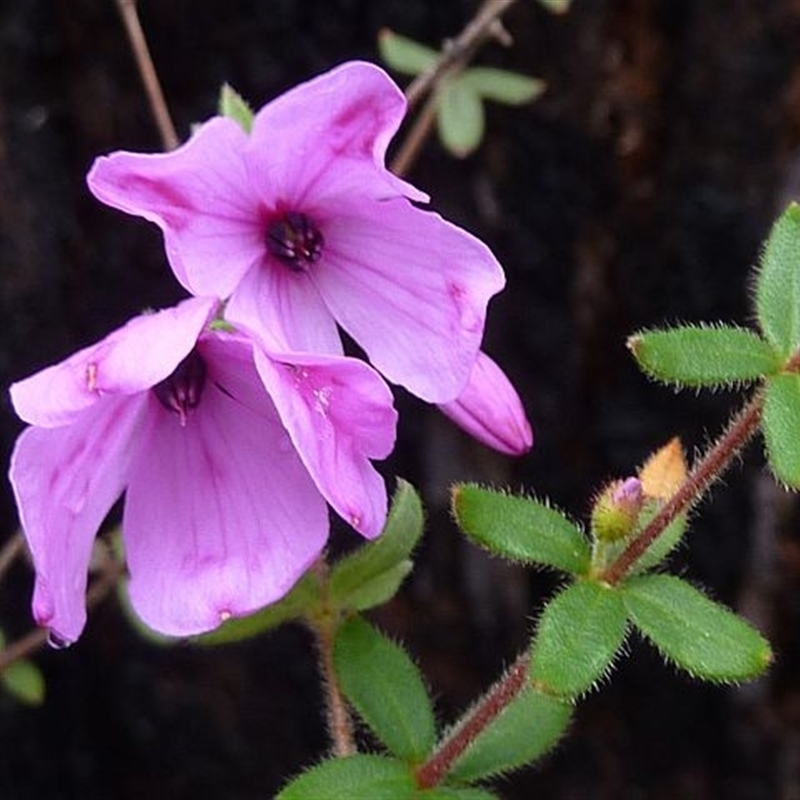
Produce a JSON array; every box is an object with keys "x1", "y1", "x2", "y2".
[
  {"x1": 266, "y1": 212, "x2": 324, "y2": 271},
  {"x1": 153, "y1": 349, "x2": 207, "y2": 425}
]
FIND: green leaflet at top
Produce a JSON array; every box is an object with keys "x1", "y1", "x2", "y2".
[{"x1": 755, "y1": 202, "x2": 800, "y2": 360}]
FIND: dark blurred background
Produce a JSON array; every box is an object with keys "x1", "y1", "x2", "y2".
[{"x1": 2, "y1": 1, "x2": 800, "y2": 798}]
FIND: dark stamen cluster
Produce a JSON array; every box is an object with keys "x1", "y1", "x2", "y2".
[
  {"x1": 153, "y1": 349, "x2": 208, "y2": 424},
  {"x1": 266, "y1": 212, "x2": 324, "y2": 270}
]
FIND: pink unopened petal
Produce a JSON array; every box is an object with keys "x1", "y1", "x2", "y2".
[
  {"x1": 314, "y1": 196, "x2": 505, "y2": 402},
  {"x1": 87, "y1": 118, "x2": 262, "y2": 297},
  {"x1": 10, "y1": 297, "x2": 216, "y2": 428},
  {"x1": 254, "y1": 349, "x2": 397, "y2": 538},
  {"x1": 123, "y1": 368, "x2": 328, "y2": 637},
  {"x1": 438, "y1": 352, "x2": 533, "y2": 455},
  {"x1": 247, "y1": 61, "x2": 425, "y2": 207},
  {"x1": 8, "y1": 396, "x2": 145, "y2": 644}
]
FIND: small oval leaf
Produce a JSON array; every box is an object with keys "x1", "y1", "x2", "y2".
[
  {"x1": 763, "y1": 373, "x2": 800, "y2": 487},
  {"x1": 628, "y1": 325, "x2": 781, "y2": 388},
  {"x1": 448, "y1": 687, "x2": 571, "y2": 783},
  {"x1": 530, "y1": 580, "x2": 628, "y2": 697},
  {"x1": 1, "y1": 659, "x2": 45, "y2": 706},
  {"x1": 756, "y1": 202, "x2": 800, "y2": 358},
  {"x1": 378, "y1": 29, "x2": 438, "y2": 76},
  {"x1": 218, "y1": 83, "x2": 254, "y2": 133},
  {"x1": 437, "y1": 79, "x2": 485, "y2": 158},
  {"x1": 334, "y1": 617, "x2": 436, "y2": 762},
  {"x1": 452, "y1": 485, "x2": 591, "y2": 575},
  {"x1": 277, "y1": 755, "x2": 415, "y2": 800},
  {"x1": 461, "y1": 67, "x2": 545, "y2": 105},
  {"x1": 622, "y1": 574, "x2": 772, "y2": 683}
]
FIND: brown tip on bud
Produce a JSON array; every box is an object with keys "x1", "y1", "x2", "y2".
[{"x1": 639, "y1": 437, "x2": 687, "y2": 501}]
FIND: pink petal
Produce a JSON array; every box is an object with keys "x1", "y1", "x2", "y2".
[
  {"x1": 87, "y1": 118, "x2": 262, "y2": 297},
  {"x1": 246, "y1": 61, "x2": 426, "y2": 208},
  {"x1": 8, "y1": 396, "x2": 146, "y2": 644},
  {"x1": 438, "y1": 352, "x2": 533, "y2": 455},
  {"x1": 123, "y1": 353, "x2": 329, "y2": 637},
  {"x1": 254, "y1": 349, "x2": 397, "y2": 538},
  {"x1": 313, "y1": 196, "x2": 506, "y2": 402},
  {"x1": 10, "y1": 297, "x2": 217, "y2": 428},
  {"x1": 224, "y1": 259, "x2": 343, "y2": 354}
]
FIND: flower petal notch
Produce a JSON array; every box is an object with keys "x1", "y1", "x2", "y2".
[
  {"x1": 87, "y1": 61, "x2": 506, "y2": 404},
  {"x1": 8, "y1": 298, "x2": 396, "y2": 642}
]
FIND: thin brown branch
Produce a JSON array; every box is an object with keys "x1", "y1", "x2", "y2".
[
  {"x1": 415, "y1": 652, "x2": 530, "y2": 789},
  {"x1": 390, "y1": 94, "x2": 439, "y2": 177},
  {"x1": 115, "y1": 0, "x2": 179, "y2": 150},
  {"x1": 404, "y1": 0, "x2": 519, "y2": 110},
  {"x1": 602, "y1": 393, "x2": 764, "y2": 585},
  {"x1": 0, "y1": 532, "x2": 25, "y2": 584}
]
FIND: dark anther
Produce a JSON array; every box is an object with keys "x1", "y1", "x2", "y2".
[
  {"x1": 266, "y1": 212, "x2": 324, "y2": 270},
  {"x1": 153, "y1": 349, "x2": 208, "y2": 425}
]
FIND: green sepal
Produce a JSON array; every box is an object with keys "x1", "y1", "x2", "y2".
[
  {"x1": 461, "y1": 67, "x2": 545, "y2": 106},
  {"x1": 437, "y1": 78, "x2": 485, "y2": 158},
  {"x1": 218, "y1": 83, "x2": 254, "y2": 133},
  {"x1": 452, "y1": 485, "x2": 591, "y2": 575},
  {"x1": 190, "y1": 572, "x2": 320, "y2": 645},
  {"x1": 329, "y1": 479, "x2": 423, "y2": 611},
  {"x1": 756, "y1": 202, "x2": 800, "y2": 359},
  {"x1": 763, "y1": 373, "x2": 800, "y2": 487},
  {"x1": 628, "y1": 325, "x2": 781, "y2": 388},
  {"x1": 448, "y1": 687, "x2": 571, "y2": 783},
  {"x1": 277, "y1": 755, "x2": 416, "y2": 800},
  {"x1": 621, "y1": 574, "x2": 772, "y2": 683},
  {"x1": 628, "y1": 502, "x2": 687, "y2": 574},
  {"x1": 417, "y1": 789, "x2": 499, "y2": 800},
  {"x1": 377, "y1": 29, "x2": 438, "y2": 76},
  {"x1": 1, "y1": 658, "x2": 45, "y2": 706},
  {"x1": 334, "y1": 617, "x2": 436, "y2": 762},
  {"x1": 530, "y1": 580, "x2": 628, "y2": 697}
]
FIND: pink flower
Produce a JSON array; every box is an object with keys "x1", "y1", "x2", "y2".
[
  {"x1": 86, "y1": 61, "x2": 505, "y2": 404},
  {"x1": 8, "y1": 297, "x2": 396, "y2": 642},
  {"x1": 438, "y1": 352, "x2": 533, "y2": 455}
]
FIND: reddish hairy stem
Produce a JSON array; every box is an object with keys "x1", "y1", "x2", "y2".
[
  {"x1": 415, "y1": 652, "x2": 530, "y2": 789},
  {"x1": 115, "y1": 0, "x2": 179, "y2": 150},
  {"x1": 602, "y1": 393, "x2": 764, "y2": 585}
]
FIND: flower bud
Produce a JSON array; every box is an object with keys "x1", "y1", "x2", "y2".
[{"x1": 591, "y1": 477, "x2": 644, "y2": 542}]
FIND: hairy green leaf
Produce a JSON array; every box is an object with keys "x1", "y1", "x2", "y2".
[
  {"x1": 622, "y1": 574, "x2": 772, "y2": 682},
  {"x1": 417, "y1": 788, "x2": 499, "y2": 800},
  {"x1": 755, "y1": 202, "x2": 800, "y2": 359},
  {"x1": 763, "y1": 373, "x2": 800, "y2": 487},
  {"x1": 448, "y1": 687, "x2": 571, "y2": 782},
  {"x1": 530, "y1": 580, "x2": 628, "y2": 697},
  {"x1": 378, "y1": 29, "x2": 438, "y2": 76},
  {"x1": 334, "y1": 617, "x2": 436, "y2": 762},
  {"x1": 218, "y1": 83, "x2": 254, "y2": 133},
  {"x1": 452, "y1": 484, "x2": 590, "y2": 575},
  {"x1": 461, "y1": 67, "x2": 545, "y2": 105},
  {"x1": 437, "y1": 78, "x2": 485, "y2": 157},
  {"x1": 277, "y1": 755, "x2": 415, "y2": 800},
  {"x1": 628, "y1": 325, "x2": 780, "y2": 387}
]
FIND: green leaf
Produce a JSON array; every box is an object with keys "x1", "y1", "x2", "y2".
[
  {"x1": 190, "y1": 572, "x2": 320, "y2": 645},
  {"x1": 218, "y1": 83, "x2": 254, "y2": 133},
  {"x1": 629, "y1": 504, "x2": 687, "y2": 574},
  {"x1": 756, "y1": 202, "x2": 800, "y2": 359},
  {"x1": 537, "y1": 0, "x2": 571, "y2": 13},
  {"x1": 448, "y1": 687, "x2": 571, "y2": 783},
  {"x1": 622, "y1": 574, "x2": 772, "y2": 682},
  {"x1": 763, "y1": 373, "x2": 800, "y2": 487},
  {"x1": 628, "y1": 325, "x2": 781, "y2": 387},
  {"x1": 452, "y1": 485, "x2": 591, "y2": 575},
  {"x1": 417, "y1": 788, "x2": 499, "y2": 800},
  {"x1": 334, "y1": 617, "x2": 436, "y2": 762},
  {"x1": 378, "y1": 29, "x2": 438, "y2": 76},
  {"x1": 437, "y1": 78, "x2": 485, "y2": 158},
  {"x1": 330, "y1": 479, "x2": 423, "y2": 610},
  {"x1": 277, "y1": 755, "x2": 416, "y2": 800},
  {"x1": 461, "y1": 67, "x2": 545, "y2": 106},
  {"x1": 530, "y1": 580, "x2": 628, "y2": 697},
  {"x1": 1, "y1": 659, "x2": 45, "y2": 706}
]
